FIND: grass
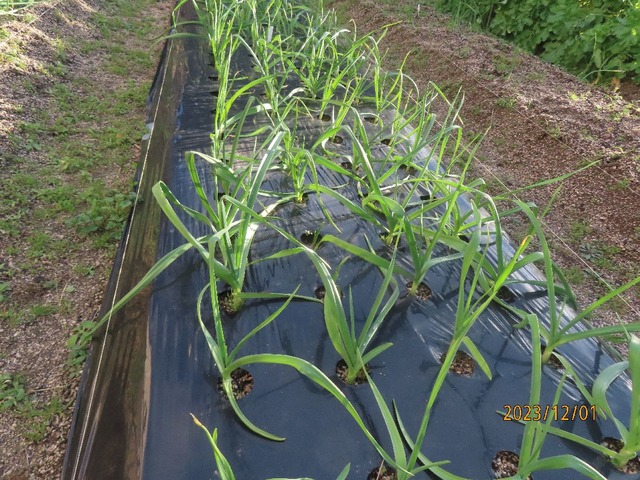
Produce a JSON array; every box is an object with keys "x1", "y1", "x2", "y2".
[
  {"x1": 305, "y1": 248, "x2": 399, "y2": 384},
  {"x1": 0, "y1": 0, "x2": 45, "y2": 16},
  {"x1": 0, "y1": 373, "x2": 27, "y2": 410},
  {"x1": 0, "y1": 3, "x2": 172, "y2": 474}
]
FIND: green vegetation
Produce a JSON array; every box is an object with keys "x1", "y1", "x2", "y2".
[
  {"x1": 0, "y1": 373, "x2": 27, "y2": 410},
  {"x1": 0, "y1": 0, "x2": 45, "y2": 16},
  {"x1": 432, "y1": 0, "x2": 640, "y2": 84}
]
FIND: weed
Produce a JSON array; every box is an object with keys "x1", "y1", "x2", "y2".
[
  {"x1": 21, "y1": 397, "x2": 66, "y2": 442},
  {"x1": 0, "y1": 373, "x2": 27, "y2": 410},
  {"x1": 496, "y1": 97, "x2": 516, "y2": 109},
  {"x1": 562, "y1": 266, "x2": 585, "y2": 285},
  {"x1": 568, "y1": 220, "x2": 592, "y2": 244},
  {"x1": 612, "y1": 177, "x2": 631, "y2": 190},
  {"x1": 548, "y1": 126, "x2": 562, "y2": 139},
  {"x1": 0, "y1": 281, "x2": 11, "y2": 302},
  {"x1": 66, "y1": 181, "x2": 137, "y2": 246},
  {"x1": 525, "y1": 71, "x2": 546, "y2": 82},
  {"x1": 493, "y1": 53, "x2": 522, "y2": 76}
]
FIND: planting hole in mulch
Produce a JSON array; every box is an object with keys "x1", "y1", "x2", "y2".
[
  {"x1": 217, "y1": 368, "x2": 254, "y2": 400},
  {"x1": 601, "y1": 437, "x2": 640, "y2": 474},
  {"x1": 209, "y1": 74, "x2": 219, "y2": 81},
  {"x1": 398, "y1": 163, "x2": 417, "y2": 174},
  {"x1": 314, "y1": 286, "x2": 325, "y2": 300},
  {"x1": 218, "y1": 289, "x2": 242, "y2": 315},
  {"x1": 492, "y1": 451, "x2": 531, "y2": 479},
  {"x1": 294, "y1": 192, "x2": 309, "y2": 204},
  {"x1": 406, "y1": 281, "x2": 432, "y2": 301},
  {"x1": 496, "y1": 285, "x2": 515, "y2": 303},
  {"x1": 209, "y1": 89, "x2": 219, "y2": 97},
  {"x1": 341, "y1": 160, "x2": 353, "y2": 170},
  {"x1": 300, "y1": 230, "x2": 323, "y2": 247},
  {"x1": 336, "y1": 359, "x2": 370, "y2": 385},
  {"x1": 541, "y1": 347, "x2": 564, "y2": 370},
  {"x1": 419, "y1": 191, "x2": 432, "y2": 202},
  {"x1": 380, "y1": 138, "x2": 392, "y2": 146},
  {"x1": 368, "y1": 463, "x2": 397, "y2": 480},
  {"x1": 458, "y1": 234, "x2": 470, "y2": 243},
  {"x1": 317, "y1": 113, "x2": 332, "y2": 122},
  {"x1": 362, "y1": 115, "x2": 380, "y2": 125},
  {"x1": 440, "y1": 350, "x2": 474, "y2": 376},
  {"x1": 330, "y1": 135, "x2": 344, "y2": 144}
]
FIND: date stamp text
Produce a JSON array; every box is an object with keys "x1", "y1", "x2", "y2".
[{"x1": 502, "y1": 404, "x2": 597, "y2": 422}]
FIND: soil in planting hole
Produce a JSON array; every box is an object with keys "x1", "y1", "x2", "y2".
[
  {"x1": 380, "y1": 138, "x2": 392, "y2": 146},
  {"x1": 496, "y1": 285, "x2": 515, "y2": 303},
  {"x1": 318, "y1": 113, "x2": 332, "y2": 122},
  {"x1": 601, "y1": 437, "x2": 640, "y2": 474},
  {"x1": 398, "y1": 163, "x2": 417, "y2": 174},
  {"x1": 218, "y1": 290, "x2": 242, "y2": 315},
  {"x1": 341, "y1": 160, "x2": 353, "y2": 170},
  {"x1": 336, "y1": 359, "x2": 370, "y2": 385},
  {"x1": 300, "y1": 230, "x2": 323, "y2": 247},
  {"x1": 458, "y1": 234, "x2": 470, "y2": 243},
  {"x1": 294, "y1": 192, "x2": 309, "y2": 204},
  {"x1": 419, "y1": 191, "x2": 433, "y2": 202},
  {"x1": 330, "y1": 135, "x2": 344, "y2": 144},
  {"x1": 209, "y1": 74, "x2": 219, "y2": 81},
  {"x1": 314, "y1": 286, "x2": 325, "y2": 300},
  {"x1": 363, "y1": 115, "x2": 379, "y2": 125},
  {"x1": 492, "y1": 451, "x2": 531, "y2": 479},
  {"x1": 441, "y1": 350, "x2": 474, "y2": 376},
  {"x1": 368, "y1": 464, "x2": 397, "y2": 480},
  {"x1": 217, "y1": 368, "x2": 254, "y2": 400},
  {"x1": 541, "y1": 347, "x2": 564, "y2": 370},
  {"x1": 209, "y1": 89, "x2": 219, "y2": 97},
  {"x1": 406, "y1": 281, "x2": 432, "y2": 301}
]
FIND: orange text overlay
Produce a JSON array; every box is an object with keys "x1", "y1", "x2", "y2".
[{"x1": 502, "y1": 404, "x2": 597, "y2": 422}]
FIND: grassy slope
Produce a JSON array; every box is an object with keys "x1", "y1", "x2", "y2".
[{"x1": 0, "y1": 0, "x2": 171, "y2": 476}]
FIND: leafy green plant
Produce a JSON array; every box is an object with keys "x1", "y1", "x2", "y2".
[
  {"x1": 159, "y1": 130, "x2": 297, "y2": 311},
  {"x1": 0, "y1": 373, "x2": 27, "y2": 410},
  {"x1": 304, "y1": 248, "x2": 399, "y2": 384},
  {"x1": 502, "y1": 318, "x2": 607, "y2": 479},
  {"x1": 539, "y1": 335, "x2": 640, "y2": 471},
  {"x1": 508, "y1": 198, "x2": 640, "y2": 364},
  {"x1": 0, "y1": 0, "x2": 46, "y2": 16},
  {"x1": 191, "y1": 414, "x2": 351, "y2": 480},
  {"x1": 433, "y1": 0, "x2": 640, "y2": 83},
  {"x1": 0, "y1": 281, "x2": 11, "y2": 302},
  {"x1": 66, "y1": 181, "x2": 137, "y2": 245}
]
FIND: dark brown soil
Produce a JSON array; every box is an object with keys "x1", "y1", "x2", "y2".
[
  {"x1": 368, "y1": 464, "x2": 398, "y2": 480},
  {"x1": 336, "y1": 359, "x2": 370, "y2": 385},
  {"x1": 218, "y1": 368, "x2": 254, "y2": 400},
  {"x1": 406, "y1": 281, "x2": 432, "y2": 300},
  {"x1": 601, "y1": 437, "x2": 640, "y2": 474},
  {"x1": 441, "y1": 349, "x2": 475, "y2": 376},
  {"x1": 492, "y1": 450, "x2": 530, "y2": 479}
]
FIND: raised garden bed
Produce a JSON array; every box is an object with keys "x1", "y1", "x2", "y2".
[{"x1": 63, "y1": 1, "x2": 640, "y2": 479}]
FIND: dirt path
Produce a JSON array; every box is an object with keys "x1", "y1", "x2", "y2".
[
  {"x1": 0, "y1": 0, "x2": 172, "y2": 477},
  {"x1": 330, "y1": 0, "x2": 640, "y2": 341}
]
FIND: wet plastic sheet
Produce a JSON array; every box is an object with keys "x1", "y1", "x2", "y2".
[{"x1": 63, "y1": 3, "x2": 638, "y2": 479}]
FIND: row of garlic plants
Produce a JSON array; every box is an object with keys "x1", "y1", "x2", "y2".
[{"x1": 90, "y1": 0, "x2": 640, "y2": 477}]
